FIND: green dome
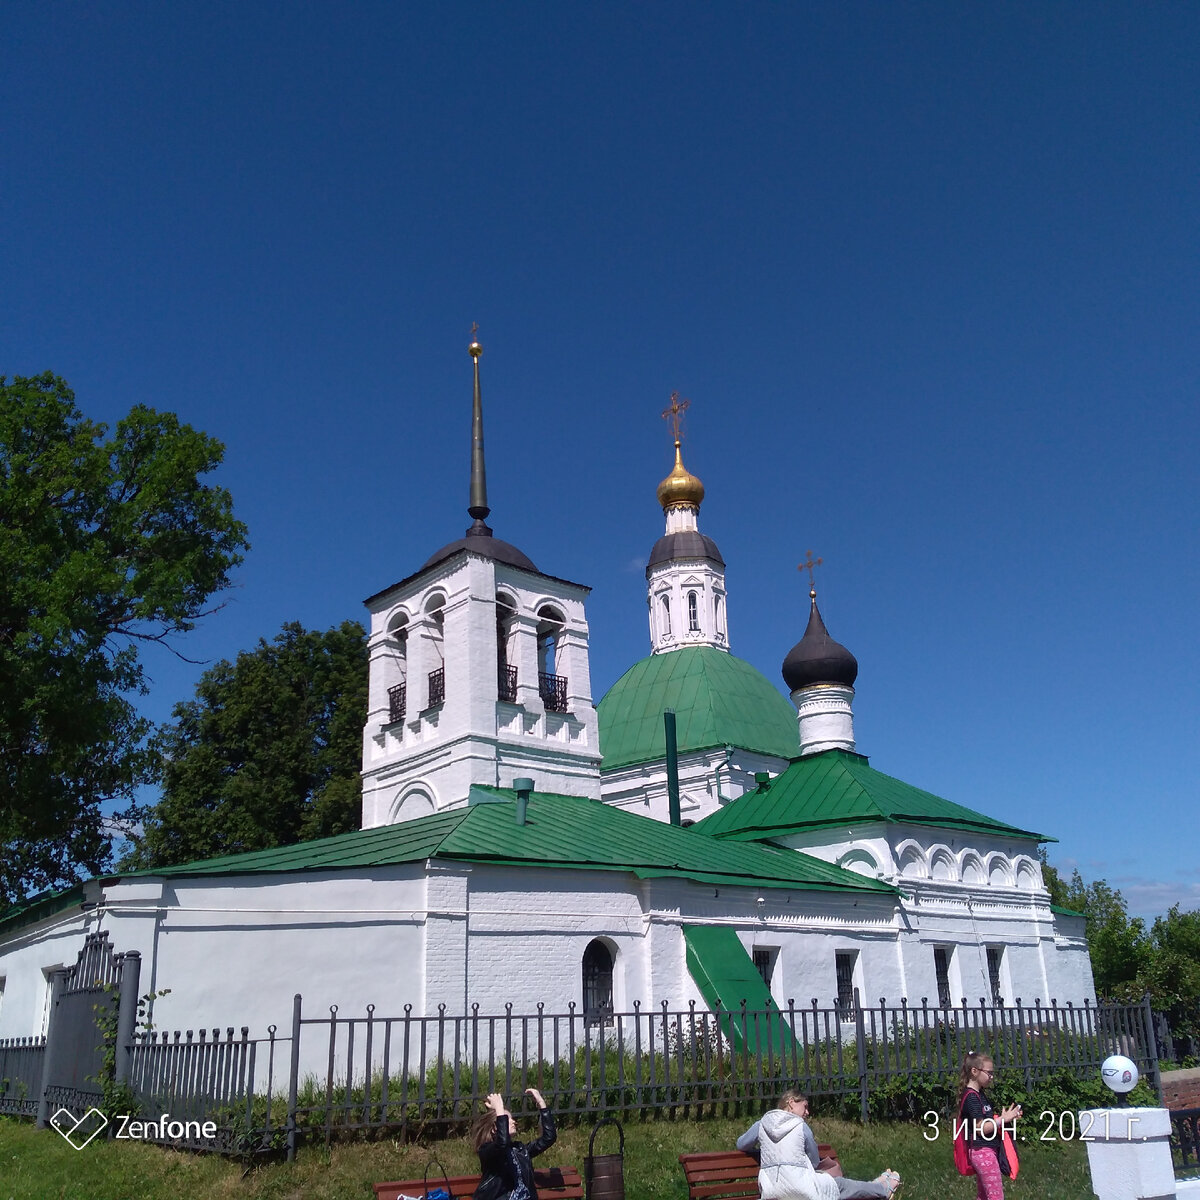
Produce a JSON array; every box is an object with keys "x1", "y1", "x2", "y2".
[{"x1": 597, "y1": 647, "x2": 801, "y2": 771}]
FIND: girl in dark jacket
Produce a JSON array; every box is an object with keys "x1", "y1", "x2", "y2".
[
  {"x1": 958, "y1": 1052, "x2": 1021, "y2": 1200},
  {"x1": 472, "y1": 1088, "x2": 555, "y2": 1200}
]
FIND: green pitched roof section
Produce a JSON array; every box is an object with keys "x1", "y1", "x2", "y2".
[
  {"x1": 693, "y1": 749, "x2": 1052, "y2": 843},
  {"x1": 104, "y1": 787, "x2": 895, "y2": 896},
  {"x1": 0, "y1": 884, "x2": 85, "y2": 935},
  {"x1": 597, "y1": 647, "x2": 800, "y2": 771},
  {"x1": 682, "y1": 924, "x2": 800, "y2": 1057}
]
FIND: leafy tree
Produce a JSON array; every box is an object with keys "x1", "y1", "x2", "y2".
[
  {"x1": 1038, "y1": 847, "x2": 1074, "y2": 910},
  {"x1": 0, "y1": 373, "x2": 248, "y2": 908},
  {"x1": 1075, "y1": 874, "x2": 1149, "y2": 999},
  {"x1": 121, "y1": 621, "x2": 367, "y2": 869},
  {"x1": 1038, "y1": 853, "x2": 1150, "y2": 999},
  {"x1": 1140, "y1": 905, "x2": 1200, "y2": 1043}
]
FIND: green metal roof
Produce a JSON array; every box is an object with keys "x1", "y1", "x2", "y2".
[
  {"x1": 693, "y1": 749, "x2": 1052, "y2": 843},
  {"x1": 106, "y1": 787, "x2": 895, "y2": 896},
  {"x1": 0, "y1": 884, "x2": 85, "y2": 935},
  {"x1": 597, "y1": 647, "x2": 800, "y2": 771},
  {"x1": 682, "y1": 924, "x2": 801, "y2": 1056}
]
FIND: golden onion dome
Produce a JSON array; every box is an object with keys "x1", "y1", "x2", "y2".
[{"x1": 656, "y1": 440, "x2": 705, "y2": 509}]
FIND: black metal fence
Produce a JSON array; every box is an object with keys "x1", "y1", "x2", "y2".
[
  {"x1": 1172, "y1": 1106, "x2": 1200, "y2": 1169},
  {"x1": 126, "y1": 1024, "x2": 290, "y2": 1153},
  {"x1": 5, "y1": 989, "x2": 1164, "y2": 1161},
  {"x1": 0, "y1": 1036, "x2": 45, "y2": 1117},
  {"x1": 273, "y1": 990, "x2": 1160, "y2": 1158}
]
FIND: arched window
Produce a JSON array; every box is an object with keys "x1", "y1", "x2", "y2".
[
  {"x1": 496, "y1": 595, "x2": 517, "y2": 702},
  {"x1": 687, "y1": 591, "x2": 699, "y2": 632},
  {"x1": 714, "y1": 594, "x2": 723, "y2": 636},
  {"x1": 660, "y1": 594, "x2": 671, "y2": 636},
  {"x1": 386, "y1": 615, "x2": 408, "y2": 723},
  {"x1": 424, "y1": 595, "x2": 446, "y2": 707},
  {"x1": 582, "y1": 939, "x2": 614, "y2": 1025},
  {"x1": 536, "y1": 605, "x2": 568, "y2": 712}
]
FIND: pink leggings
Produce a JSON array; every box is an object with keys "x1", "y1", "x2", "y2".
[{"x1": 968, "y1": 1147, "x2": 1004, "y2": 1200}]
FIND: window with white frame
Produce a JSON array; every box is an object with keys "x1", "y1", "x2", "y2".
[
  {"x1": 986, "y1": 946, "x2": 1004, "y2": 1005},
  {"x1": 753, "y1": 947, "x2": 777, "y2": 990},
  {"x1": 934, "y1": 946, "x2": 953, "y2": 1009},
  {"x1": 40, "y1": 965, "x2": 64, "y2": 1035},
  {"x1": 583, "y1": 939, "x2": 614, "y2": 1025},
  {"x1": 835, "y1": 950, "x2": 858, "y2": 1017}
]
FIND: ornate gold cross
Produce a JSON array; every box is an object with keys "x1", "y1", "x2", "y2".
[{"x1": 661, "y1": 391, "x2": 690, "y2": 442}]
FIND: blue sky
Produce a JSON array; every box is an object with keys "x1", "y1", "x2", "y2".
[{"x1": 3, "y1": 3, "x2": 1197, "y2": 920}]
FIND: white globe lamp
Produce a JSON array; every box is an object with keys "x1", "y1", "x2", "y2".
[{"x1": 1101, "y1": 1054, "x2": 1139, "y2": 1101}]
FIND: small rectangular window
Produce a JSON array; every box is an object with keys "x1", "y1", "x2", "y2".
[
  {"x1": 753, "y1": 948, "x2": 776, "y2": 989},
  {"x1": 835, "y1": 951, "x2": 857, "y2": 1017},
  {"x1": 934, "y1": 947, "x2": 952, "y2": 1008},
  {"x1": 986, "y1": 946, "x2": 1004, "y2": 1005},
  {"x1": 40, "y1": 965, "x2": 64, "y2": 1036}
]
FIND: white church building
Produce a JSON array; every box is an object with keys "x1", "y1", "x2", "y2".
[{"x1": 0, "y1": 339, "x2": 1094, "y2": 1046}]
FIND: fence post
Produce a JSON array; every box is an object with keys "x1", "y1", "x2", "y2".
[
  {"x1": 853, "y1": 988, "x2": 868, "y2": 1124},
  {"x1": 285, "y1": 994, "x2": 302, "y2": 1162},
  {"x1": 1140, "y1": 992, "x2": 1162, "y2": 1104},
  {"x1": 35, "y1": 968, "x2": 70, "y2": 1128},
  {"x1": 113, "y1": 951, "x2": 142, "y2": 1090}
]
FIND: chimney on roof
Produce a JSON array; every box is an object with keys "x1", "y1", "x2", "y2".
[{"x1": 513, "y1": 777, "x2": 534, "y2": 826}]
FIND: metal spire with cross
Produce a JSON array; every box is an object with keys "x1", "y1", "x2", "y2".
[
  {"x1": 797, "y1": 550, "x2": 823, "y2": 599},
  {"x1": 467, "y1": 322, "x2": 489, "y2": 529}
]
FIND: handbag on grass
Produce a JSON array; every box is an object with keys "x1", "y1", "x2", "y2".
[{"x1": 424, "y1": 1155, "x2": 454, "y2": 1200}]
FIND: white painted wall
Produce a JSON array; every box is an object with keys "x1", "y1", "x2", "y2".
[
  {"x1": 601, "y1": 747, "x2": 791, "y2": 825},
  {"x1": 0, "y1": 857, "x2": 1094, "y2": 1080},
  {"x1": 362, "y1": 551, "x2": 602, "y2": 827}
]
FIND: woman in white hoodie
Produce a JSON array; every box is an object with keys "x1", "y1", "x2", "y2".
[{"x1": 757, "y1": 1090, "x2": 899, "y2": 1200}]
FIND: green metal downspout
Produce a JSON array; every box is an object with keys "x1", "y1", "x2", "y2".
[{"x1": 665, "y1": 710, "x2": 681, "y2": 826}]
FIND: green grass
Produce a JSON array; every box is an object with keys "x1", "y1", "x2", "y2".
[{"x1": 0, "y1": 1111, "x2": 1110, "y2": 1200}]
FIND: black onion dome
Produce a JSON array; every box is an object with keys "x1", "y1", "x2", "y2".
[
  {"x1": 422, "y1": 522, "x2": 538, "y2": 573},
  {"x1": 781, "y1": 597, "x2": 858, "y2": 691},
  {"x1": 646, "y1": 530, "x2": 725, "y2": 573}
]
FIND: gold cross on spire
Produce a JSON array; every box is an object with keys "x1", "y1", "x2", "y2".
[
  {"x1": 797, "y1": 550, "x2": 823, "y2": 598},
  {"x1": 661, "y1": 391, "x2": 690, "y2": 443},
  {"x1": 470, "y1": 321, "x2": 479, "y2": 339}
]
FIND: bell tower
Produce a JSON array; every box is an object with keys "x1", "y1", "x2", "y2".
[
  {"x1": 360, "y1": 333, "x2": 601, "y2": 828},
  {"x1": 645, "y1": 395, "x2": 729, "y2": 654}
]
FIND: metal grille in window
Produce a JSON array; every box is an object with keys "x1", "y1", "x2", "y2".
[
  {"x1": 498, "y1": 664, "x2": 518, "y2": 703},
  {"x1": 835, "y1": 951, "x2": 857, "y2": 1017},
  {"x1": 427, "y1": 667, "x2": 445, "y2": 708},
  {"x1": 388, "y1": 683, "x2": 406, "y2": 724},
  {"x1": 934, "y1": 947, "x2": 952, "y2": 1009},
  {"x1": 986, "y1": 947, "x2": 1003, "y2": 1005},
  {"x1": 539, "y1": 671, "x2": 568, "y2": 712},
  {"x1": 583, "y1": 940, "x2": 613, "y2": 1027},
  {"x1": 753, "y1": 949, "x2": 774, "y2": 988}
]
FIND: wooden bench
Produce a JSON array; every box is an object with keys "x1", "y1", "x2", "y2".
[
  {"x1": 679, "y1": 1147, "x2": 839, "y2": 1200},
  {"x1": 374, "y1": 1165, "x2": 583, "y2": 1200}
]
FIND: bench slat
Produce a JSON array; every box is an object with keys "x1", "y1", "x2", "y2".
[
  {"x1": 679, "y1": 1145, "x2": 839, "y2": 1200},
  {"x1": 375, "y1": 1167, "x2": 582, "y2": 1200}
]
